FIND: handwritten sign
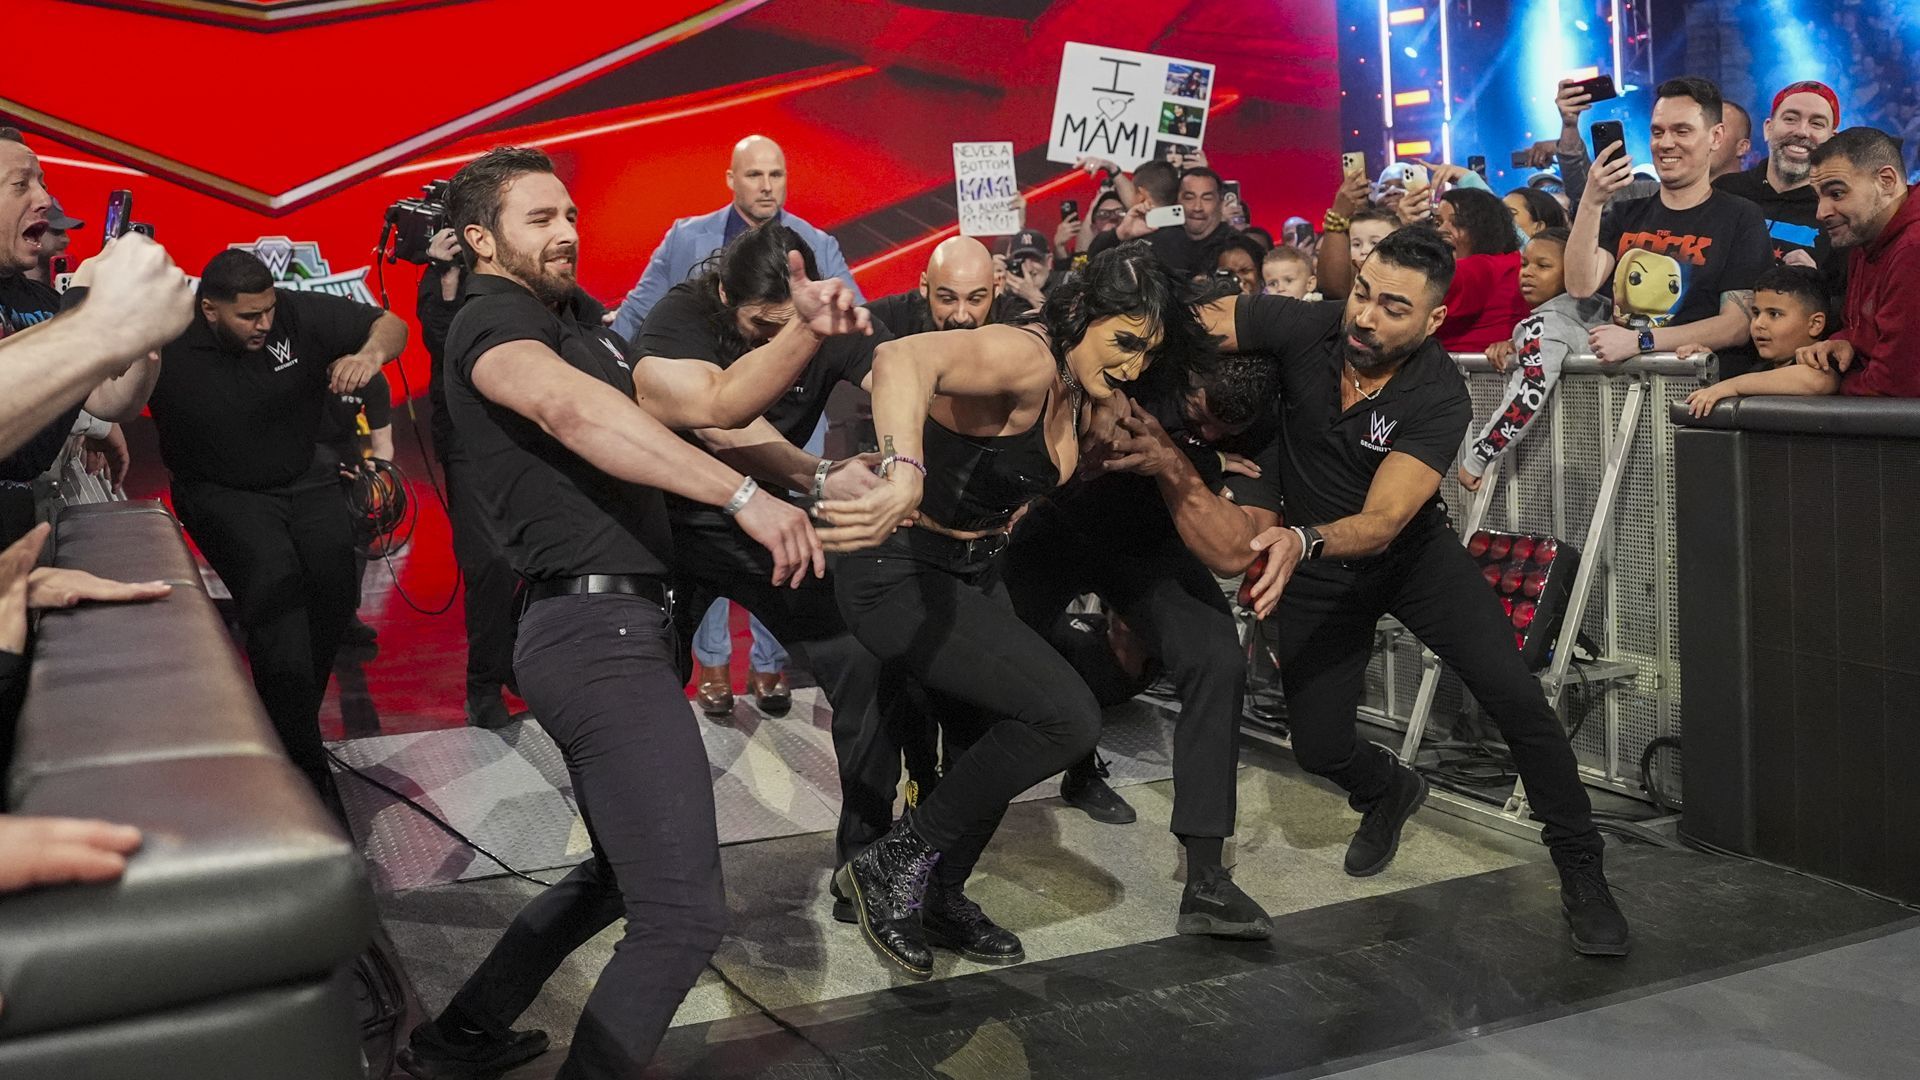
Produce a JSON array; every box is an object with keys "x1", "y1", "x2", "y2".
[
  {"x1": 1046, "y1": 42, "x2": 1215, "y2": 171},
  {"x1": 953, "y1": 141, "x2": 1023, "y2": 236}
]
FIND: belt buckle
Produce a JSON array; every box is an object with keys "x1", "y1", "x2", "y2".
[{"x1": 965, "y1": 532, "x2": 1009, "y2": 562}]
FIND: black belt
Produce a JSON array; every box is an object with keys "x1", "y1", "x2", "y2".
[
  {"x1": 520, "y1": 573, "x2": 669, "y2": 612},
  {"x1": 900, "y1": 525, "x2": 1011, "y2": 564}
]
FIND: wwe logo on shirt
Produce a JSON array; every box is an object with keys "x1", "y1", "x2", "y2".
[
  {"x1": 1362, "y1": 410, "x2": 1398, "y2": 452},
  {"x1": 266, "y1": 338, "x2": 297, "y2": 371}
]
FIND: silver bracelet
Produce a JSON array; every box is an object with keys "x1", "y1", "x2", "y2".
[
  {"x1": 810, "y1": 458, "x2": 834, "y2": 502},
  {"x1": 722, "y1": 476, "x2": 759, "y2": 517}
]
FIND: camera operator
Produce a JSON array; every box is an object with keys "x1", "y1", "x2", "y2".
[
  {"x1": 416, "y1": 226, "x2": 521, "y2": 727},
  {"x1": 0, "y1": 131, "x2": 164, "y2": 543},
  {"x1": 89, "y1": 248, "x2": 407, "y2": 804}
]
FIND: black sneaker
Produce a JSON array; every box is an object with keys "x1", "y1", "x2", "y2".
[
  {"x1": 465, "y1": 685, "x2": 513, "y2": 731},
  {"x1": 922, "y1": 884, "x2": 1025, "y2": 963},
  {"x1": 396, "y1": 1021, "x2": 549, "y2": 1079},
  {"x1": 1060, "y1": 756, "x2": 1137, "y2": 825},
  {"x1": 1177, "y1": 864, "x2": 1273, "y2": 940},
  {"x1": 1556, "y1": 849, "x2": 1632, "y2": 957},
  {"x1": 834, "y1": 819, "x2": 940, "y2": 979},
  {"x1": 1344, "y1": 759, "x2": 1428, "y2": 877}
]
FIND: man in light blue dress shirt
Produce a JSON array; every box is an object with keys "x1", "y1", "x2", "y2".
[{"x1": 613, "y1": 134, "x2": 862, "y2": 717}]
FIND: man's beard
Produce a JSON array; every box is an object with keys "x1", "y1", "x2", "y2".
[
  {"x1": 499, "y1": 236, "x2": 576, "y2": 306},
  {"x1": 935, "y1": 314, "x2": 979, "y2": 331},
  {"x1": 211, "y1": 320, "x2": 260, "y2": 353},
  {"x1": 1771, "y1": 135, "x2": 1818, "y2": 185},
  {"x1": 1342, "y1": 322, "x2": 1420, "y2": 375}
]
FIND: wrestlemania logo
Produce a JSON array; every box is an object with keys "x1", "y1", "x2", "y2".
[{"x1": 228, "y1": 236, "x2": 376, "y2": 305}]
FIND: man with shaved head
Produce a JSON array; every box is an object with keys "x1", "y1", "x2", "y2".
[
  {"x1": 864, "y1": 235, "x2": 1025, "y2": 336},
  {"x1": 610, "y1": 135, "x2": 861, "y2": 340}
]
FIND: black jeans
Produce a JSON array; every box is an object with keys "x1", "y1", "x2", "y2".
[
  {"x1": 1006, "y1": 501, "x2": 1246, "y2": 840},
  {"x1": 444, "y1": 593, "x2": 725, "y2": 1080},
  {"x1": 834, "y1": 530, "x2": 1102, "y2": 884},
  {"x1": 171, "y1": 461, "x2": 357, "y2": 797},
  {"x1": 1273, "y1": 518, "x2": 1602, "y2": 855},
  {"x1": 433, "y1": 423, "x2": 517, "y2": 694},
  {"x1": 671, "y1": 509, "x2": 908, "y2": 865}
]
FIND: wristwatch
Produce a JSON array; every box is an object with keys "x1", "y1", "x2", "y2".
[
  {"x1": 1637, "y1": 329, "x2": 1657, "y2": 355},
  {"x1": 1291, "y1": 524, "x2": 1326, "y2": 563}
]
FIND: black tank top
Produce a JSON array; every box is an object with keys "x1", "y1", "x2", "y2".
[{"x1": 915, "y1": 397, "x2": 1061, "y2": 532}]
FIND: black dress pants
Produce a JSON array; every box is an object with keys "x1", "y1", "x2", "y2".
[
  {"x1": 1273, "y1": 518, "x2": 1602, "y2": 855},
  {"x1": 171, "y1": 461, "x2": 357, "y2": 796},
  {"x1": 833, "y1": 531, "x2": 1102, "y2": 880},
  {"x1": 433, "y1": 423, "x2": 517, "y2": 694},
  {"x1": 442, "y1": 593, "x2": 725, "y2": 1080},
  {"x1": 670, "y1": 509, "x2": 907, "y2": 866},
  {"x1": 1005, "y1": 501, "x2": 1246, "y2": 841}
]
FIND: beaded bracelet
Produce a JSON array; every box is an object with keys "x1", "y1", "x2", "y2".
[
  {"x1": 881, "y1": 454, "x2": 928, "y2": 480},
  {"x1": 1322, "y1": 209, "x2": 1351, "y2": 234}
]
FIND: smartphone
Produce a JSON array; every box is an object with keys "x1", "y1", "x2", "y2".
[
  {"x1": 49, "y1": 255, "x2": 72, "y2": 277},
  {"x1": 130, "y1": 222, "x2": 155, "y2": 239},
  {"x1": 1144, "y1": 204, "x2": 1186, "y2": 229},
  {"x1": 1468, "y1": 154, "x2": 1487, "y2": 179},
  {"x1": 102, "y1": 190, "x2": 133, "y2": 242},
  {"x1": 1341, "y1": 151, "x2": 1367, "y2": 178},
  {"x1": 1573, "y1": 74, "x2": 1620, "y2": 104},
  {"x1": 1590, "y1": 119, "x2": 1627, "y2": 162},
  {"x1": 1060, "y1": 199, "x2": 1079, "y2": 222},
  {"x1": 1405, "y1": 163, "x2": 1430, "y2": 189},
  {"x1": 1511, "y1": 149, "x2": 1534, "y2": 168},
  {"x1": 1222, "y1": 180, "x2": 1241, "y2": 202}
]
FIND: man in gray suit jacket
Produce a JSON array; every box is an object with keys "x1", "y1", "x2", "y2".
[{"x1": 610, "y1": 135, "x2": 861, "y2": 341}]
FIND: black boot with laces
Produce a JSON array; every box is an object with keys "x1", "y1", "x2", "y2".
[
  {"x1": 834, "y1": 818, "x2": 941, "y2": 978},
  {"x1": 1060, "y1": 754, "x2": 1137, "y2": 825},
  {"x1": 1178, "y1": 864, "x2": 1273, "y2": 940},
  {"x1": 1555, "y1": 848, "x2": 1632, "y2": 956},
  {"x1": 1344, "y1": 755, "x2": 1428, "y2": 877},
  {"x1": 922, "y1": 882, "x2": 1025, "y2": 963}
]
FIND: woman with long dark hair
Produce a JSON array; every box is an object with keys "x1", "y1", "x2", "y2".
[
  {"x1": 813, "y1": 241, "x2": 1217, "y2": 978},
  {"x1": 1433, "y1": 186, "x2": 1533, "y2": 351}
]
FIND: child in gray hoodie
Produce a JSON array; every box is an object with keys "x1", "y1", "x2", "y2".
[{"x1": 1458, "y1": 227, "x2": 1609, "y2": 490}]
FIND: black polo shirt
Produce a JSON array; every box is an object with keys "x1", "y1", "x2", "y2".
[
  {"x1": 633, "y1": 279, "x2": 891, "y2": 447},
  {"x1": 1224, "y1": 295, "x2": 1471, "y2": 534},
  {"x1": 444, "y1": 273, "x2": 671, "y2": 582},
  {"x1": 142, "y1": 288, "x2": 381, "y2": 490},
  {"x1": 1087, "y1": 223, "x2": 1229, "y2": 281}
]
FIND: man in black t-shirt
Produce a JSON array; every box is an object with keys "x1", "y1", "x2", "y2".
[
  {"x1": 1004, "y1": 350, "x2": 1278, "y2": 939},
  {"x1": 1101, "y1": 227, "x2": 1631, "y2": 958},
  {"x1": 146, "y1": 249, "x2": 406, "y2": 802},
  {"x1": 399, "y1": 148, "x2": 867, "y2": 1080},
  {"x1": 1712, "y1": 81, "x2": 1849, "y2": 313},
  {"x1": 634, "y1": 223, "x2": 942, "y2": 928},
  {"x1": 1569, "y1": 76, "x2": 1774, "y2": 376},
  {"x1": 865, "y1": 235, "x2": 1025, "y2": 336}
]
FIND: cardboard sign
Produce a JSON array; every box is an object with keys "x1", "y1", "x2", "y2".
[
  {"x1": 1046, "y1": 42, "x2": 1215, "y2": 171},
  {"x1": 953, "y1": 141, "x2": 1023, "y2": 236}
]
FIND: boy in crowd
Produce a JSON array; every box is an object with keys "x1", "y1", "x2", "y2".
[
  {"x1": 1261, "y1": 246, "x2": 1318, "y2": 299},
  {"x1": 1459, "y1": 227, "x2": 1609, "y2": 490},
  {"x1": 1680, "y1": 265, "x2": 1837, "y2": 414}
]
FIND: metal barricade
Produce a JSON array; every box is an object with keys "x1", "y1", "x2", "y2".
[{"x1": 1237, "y1": 352, "x2": 1707, "y2": 838}]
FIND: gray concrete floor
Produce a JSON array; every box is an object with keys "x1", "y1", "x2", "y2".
[{"x1": 378, "y1": 743, "x2": 1543, "y2": 1044}]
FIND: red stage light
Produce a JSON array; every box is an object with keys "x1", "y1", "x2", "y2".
[
  {"x1": 1501, "y1": 565, "x2": 1526, "y2": 593},
  {"x1": 1488, "y1": 535, "x2": 1513, "y2": 560},
  {"x1": 1535, "y1": 539, "x2": 1558, "y2": 565},
  {"x1": 1467, "y1": 530, "x2": 1491, "y2": 558},
  {"x1": 1513, "y1": 601, "x2": 1537, "y2": 629},
  {"x1": 1515, "y1": 631, "x2": 1527, "y2": 650},
  {"x1": 1524, "y1": 571, "x2": 1549, "y2": 598},
  {"x1": 1511, "y1": 536, "x2": 1536, "y2": 562},
  {"x1": 1502, "y1": 596, "x2": 1515, "y2": 616},
  {"x1": 1482, "y1": 565, "x2": 1503, "y2": 589}
]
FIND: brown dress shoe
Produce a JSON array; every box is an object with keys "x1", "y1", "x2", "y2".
[
  {"x1": 694, "y1": 662, "x2": 734, "y2": 718},
  {"x1": 748, "y1": 669, "x2": 791, "y2": 716}
]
